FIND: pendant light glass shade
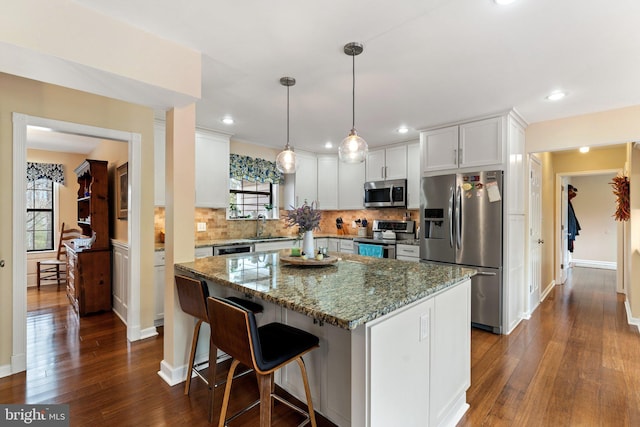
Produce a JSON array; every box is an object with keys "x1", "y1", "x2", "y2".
[
  {"x1": 276, "y1": 143, "x2": 297, "y2": 174},
  {"x1": 339, "y1": 42, "x2": 368, "y2": 164},
  {"x1": 276, "y1": 77, "x2": 298, "y2": 174},
  {"x1": 339, "y1": 128, "x2": 367, "y2": 163}
]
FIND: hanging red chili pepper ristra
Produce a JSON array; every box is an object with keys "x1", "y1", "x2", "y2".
[{"x1": 610, "y1": 175, "x2": 630, "y2": 221}]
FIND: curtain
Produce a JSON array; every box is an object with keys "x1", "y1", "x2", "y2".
[
  {"x1": 229, "y1": 154, "x2": 284, "y2": 184},
  {"x1": 26, "y1": 162, "x2": 65, "y2": 185}
]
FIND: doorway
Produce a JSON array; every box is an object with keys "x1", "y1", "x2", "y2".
[
  {"x1": 11, "y1": 113, "x2": 145, "y2": 375},
  {"x1": 556, "y1": 170, "x2": 621, "y2": 286}
]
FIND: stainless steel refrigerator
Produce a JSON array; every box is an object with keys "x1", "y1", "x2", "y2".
[{"x1": 420, "y1": 170, "x2": 503, "y2": 333}]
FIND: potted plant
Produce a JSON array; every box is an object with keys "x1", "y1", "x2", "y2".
[
  {"x1": 264, "y1": 203, "x2": 273, "y2": 219},
  {"x1": 285, "y1": 200, "x2": 321, "y2": 256}
]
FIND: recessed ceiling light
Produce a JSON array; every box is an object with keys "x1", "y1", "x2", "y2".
[
  {"x1": 494, "y1": 0, "x2": 517, "y2": 4},
  {"x1": 397, "y1": 127, "x2": 409, "y2": 134},
  {"x1": 221, "y1": 116, "x2": 234, "y2": 125},
  {"x1": 579, "y1": 146, "x2": 590, "y2": 153},
  {"x1": 546, "y1": 91, "x2": 567, "y2": 101},
  {"x1": 324, "y1": 142, "x2": 333, "y2": 149}
]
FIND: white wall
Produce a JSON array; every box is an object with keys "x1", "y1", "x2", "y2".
[{"x1": 569, "y1": 174, "x2": 618, "y2": 265}]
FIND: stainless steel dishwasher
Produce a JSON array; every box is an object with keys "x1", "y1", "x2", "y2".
[{"x1": 213, "y1": 244, "x2": 254, "y2": 255}]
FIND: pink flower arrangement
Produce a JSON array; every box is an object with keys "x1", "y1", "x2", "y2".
[{"x1": 285, "y1": 200, "x2": 321, "y2": 232}]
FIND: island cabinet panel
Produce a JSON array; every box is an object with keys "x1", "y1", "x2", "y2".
[
  {"x1": 279, "y1": 309, "x2": 352, "y2": 427},
  {"x1": 367, "y1": 297, "x2": 432, "y2": 426},
  {"x1": 430, "y1": 278, "x2": 471, "y2": 427}
]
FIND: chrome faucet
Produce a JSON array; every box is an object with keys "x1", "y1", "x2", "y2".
[{"x1": 256, "y1": 214, "x2": 266, "y2": 238}]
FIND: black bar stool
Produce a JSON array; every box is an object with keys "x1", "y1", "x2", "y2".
[
  {"x1": 207, "y1": 296, "x2": 319, "y2": 427},
  {"x1": 174, "y1": 275, "x2": 263, "y2": 397}
]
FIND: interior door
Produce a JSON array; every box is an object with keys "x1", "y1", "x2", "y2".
[
  {"x1": 528, "y1": 157, "x2": 542, "y2": 312},
  {"x1": 560, "y1": 177, "x2": 569, "y2": 284}
]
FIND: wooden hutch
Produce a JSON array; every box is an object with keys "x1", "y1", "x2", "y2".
[{"x1": 65, "y1": 159, "x2": 112, "y2": 316}]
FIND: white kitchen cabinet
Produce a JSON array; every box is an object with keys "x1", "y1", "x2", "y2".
[
  {"x1": 406, "y1": 141, "x2": 420, "y2": 209},
  {"x1": 430, "y1": 279, "x2": 470, "y2": 426},
  {"x1": 294, "y1": 150, "x2": 318, "y2": 207},
  {"x1": 317, "y1": 155, "x2": 338, "y2": 210},
  {"x1": 327, "y1": 238, "x2": 339, "y2": 252},
  {"x1": 195, "y1": 129, "x2": 230, "y2": 208},
  {"x1": 153, "y1": 250, "x2": 166, "y2": 326},
  {"x1": 366, "y1": 145, "x2": 407, "y2": 181},
  {"x1": 112, "y1": 241, "x2": 129, "y2": 323},
  {"x1": 279, "y1": 308, "x2": 352, "y2": 427},
  {"x1": 396, "y1": 243, "x2": 420, "y2": 262},
  {"x1": 421, "y1": 116, "x2": 503, "y2": 174},
  {"x1": 153, "y1": 120, "x2": 166, "y2": 206},
  {"x1": 338, "y1": 161, "x2": 365, "y2": 210},
  {"x1": 338, "y1": 239, "x2": 354, "y2": 254},
  {"x1": 194, "y1": 246, "x2": 213, "y2": 258}
]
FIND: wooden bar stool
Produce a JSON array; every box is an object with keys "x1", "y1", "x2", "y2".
[
  {"x1": 174, "y1": 275, "x2": 263, "y2": 397},
  {"x1": 207, "y1": 296, "x2": 319, "y2": 427}
]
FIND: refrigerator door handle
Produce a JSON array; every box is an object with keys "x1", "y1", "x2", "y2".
[
  {"x1": 456, "y1": 185, "x2": 462, "y2": 250},
  {"x1": 475, "y1": 271, "x2": 497, "y2": 276},
  {"x1": 449, "y1": 186, "x2": 454, "y2": 248}
]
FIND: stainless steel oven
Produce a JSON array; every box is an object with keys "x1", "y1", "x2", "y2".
[{"x1": 353, "y1": 219, "x2": 416, "y2": 259}]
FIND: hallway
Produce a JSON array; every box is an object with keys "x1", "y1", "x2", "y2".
[{"x1": 460, "y1": 267, "x2": 640, "y2": 426}]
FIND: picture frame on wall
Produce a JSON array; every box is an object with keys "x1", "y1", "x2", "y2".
[{"x1": 117, "y1": 162, "x2": 128, "y2": 219}]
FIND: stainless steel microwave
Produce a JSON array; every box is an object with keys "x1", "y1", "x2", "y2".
[{"x1": 363, "y1": 179, "x2": 407, "y2": 208}]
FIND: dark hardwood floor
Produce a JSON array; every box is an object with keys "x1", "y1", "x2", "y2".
[{"x1": 1, "y1": 267, "x2": 639, "y2": 426}]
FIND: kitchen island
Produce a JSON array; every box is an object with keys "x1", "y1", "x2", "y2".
[{"x1": 175, "y1": 250, "x2": 474, "y2": 427}]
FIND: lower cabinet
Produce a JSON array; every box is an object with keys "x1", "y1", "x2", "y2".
[
  {"x1": 396, "y1": 244, "x2": 420, "y2": 262},
  {"x1": 338, "y1": 239, "x2": 354, "y2": 254},
  {"x1": 154, "y1": 250, "x2": 166, "y2": 326},
  {"x1": 65, "y1": 245, "x2": 111, "y2": 316},
  {"x1": 112, "y1": 241, "x2": 129, "y2": 322},
  {"x1": 279, "y1": 308, "x2": 352, "y2": 427}
]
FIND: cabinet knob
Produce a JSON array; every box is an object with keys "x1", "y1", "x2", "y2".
[{"x1": 0, "y1": 259, "x2": 4, "y2": 268}]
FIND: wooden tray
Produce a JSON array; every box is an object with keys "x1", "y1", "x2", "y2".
[{"x1": 280, "y1": 255, "x2": 339, "y2": 266}]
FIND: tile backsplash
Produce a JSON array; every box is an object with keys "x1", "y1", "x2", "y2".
[{"x1": 154, "y1": 207, "x2": 419, "y2": 242}]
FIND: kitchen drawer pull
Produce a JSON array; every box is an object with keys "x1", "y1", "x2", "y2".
[{"x1": 476, "y1": 272, "x2": 497, "y2": 276}]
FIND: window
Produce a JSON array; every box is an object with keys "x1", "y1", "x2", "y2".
[
  {"x1": 229, "y1": 178, "x2": 276, "y2": 219},
  {"x1": 26, "y1": 178, "x2": 54, "y2": 251}
]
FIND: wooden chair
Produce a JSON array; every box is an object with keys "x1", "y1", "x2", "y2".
[
  {"x1": 174, "y1": 275, "x2": 263, "y2": 398},
  {"x1": 36, "y1": 222, "x2": 83, "y2": 290},
  {"x1": 207, "y1": 296, "x2": 319, "y2": 427}
]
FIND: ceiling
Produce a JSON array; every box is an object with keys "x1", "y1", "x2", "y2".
[{"x1": 64, "y1": 0, "x2": 640, "y2": 154}]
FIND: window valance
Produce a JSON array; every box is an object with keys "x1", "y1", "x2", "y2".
[
  {"x1": 229, "y1": 154, "x2": 284, "y2": 184},
  {"x1": 26, "y1": 162, "x2": 65, "y2": 185}
]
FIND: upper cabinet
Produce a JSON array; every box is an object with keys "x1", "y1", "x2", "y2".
[
  {"x1": 195, "y1": 129, "x2": 230, "y2": 208},
  {"x1": 154, "y1": 121, "x2": 230, "y2": 208},
  {"x1": 338, "y1": 160, "x2": 365, "y2": 210},
  {"x1": 406, "y1": 141, "x2": 420, "y2": 209},
  {"x1": 421, "y1": 116, "x2": 503, "y2": 174},
  {"x1": 366, "y1": 145, "x2": 407, "y2": 181},
  {"x1": 317, "y1": 155, "x2": 338, "y2": 210},
  {"x1": 293, "y1": 150, "x2": 318, "y2": 208}
]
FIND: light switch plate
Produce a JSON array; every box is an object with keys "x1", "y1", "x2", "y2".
[{"x1": 197, "y1": 222, "x2": 206, "y2": 232}]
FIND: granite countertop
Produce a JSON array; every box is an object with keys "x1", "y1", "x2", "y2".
[{"x1": 175, "y1": 250, "x2": 475, "y2": 330}]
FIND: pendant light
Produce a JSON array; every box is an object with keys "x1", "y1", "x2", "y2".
[
  {"x1": 276, "y1": 77, "x2": 297, "y2": 174},
  {"x1": 339, "y1": 42, "x2": 368, "y2": 164}
]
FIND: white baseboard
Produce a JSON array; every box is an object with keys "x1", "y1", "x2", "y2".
[
  {"x1": 571, "y1": 259, "x2": 616, "y2": 270},
  {"x1": 140, "y1": 327, "x2": 159, "y2": 340},
  {"x1": 624, "y1": 299, "x2": 640, "y2": 333},
  {"x1": 540, "y1": 280, "x2": 556, "y2": 301},
  {"x1": 158, "y1": 359, "x2": 188, "y2": 387},
  {"x1": 0, "y1": 363, "x2": 12, "y2": 379}
]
